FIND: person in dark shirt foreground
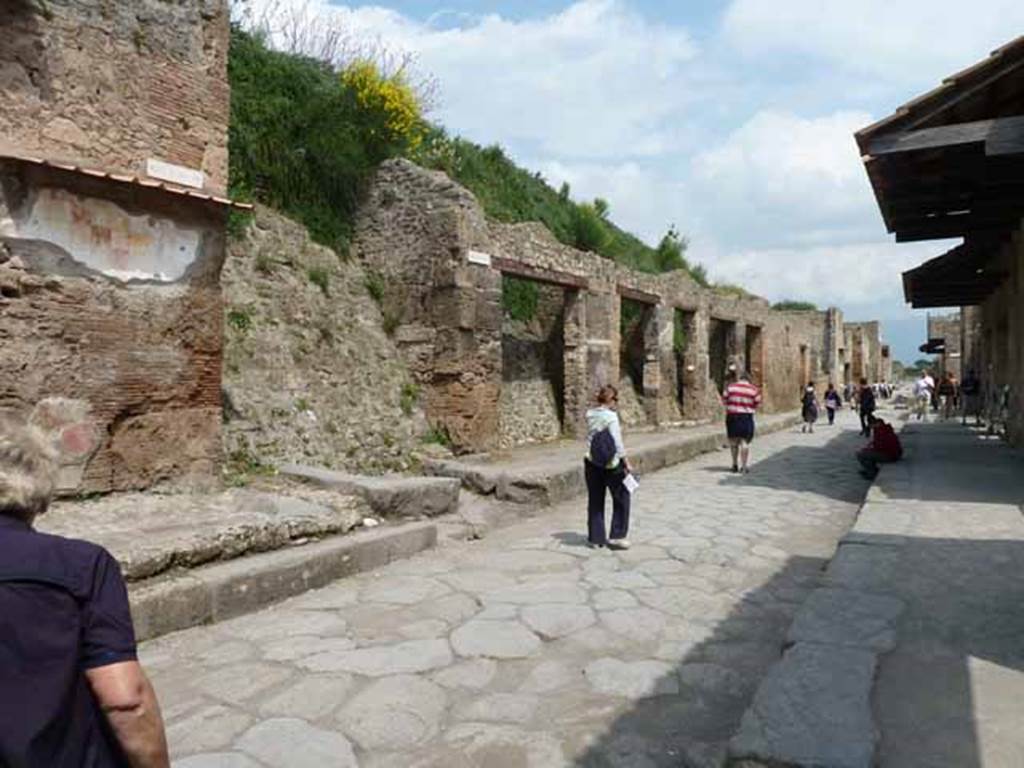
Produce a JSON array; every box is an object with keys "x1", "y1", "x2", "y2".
[
  {"x1": 857, "y1": 416, "x2": 903, "y2": 480},
  {"x1": 0, "y1": 413, "x2": 169, "y2": 768}
]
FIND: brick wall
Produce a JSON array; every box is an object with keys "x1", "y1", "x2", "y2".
[{"x1": 0, "y1": 0, "x2": 229, "y2": 192}]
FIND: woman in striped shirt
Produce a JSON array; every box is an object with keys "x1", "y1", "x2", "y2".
[{"x1": 722, "y1": 368, "x2": 762, "y2": 473}]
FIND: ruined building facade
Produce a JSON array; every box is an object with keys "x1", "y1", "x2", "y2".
[
  {"x1": 354, "y1": 160, "x2": 879, "y2": 453},
  {"x1": 0, "y1": 0, "x2": 233, "y2": 493}
]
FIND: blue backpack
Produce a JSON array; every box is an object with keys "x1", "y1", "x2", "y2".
[{"x1": 591, "y1": 428, "x2": 617, "y2": 468}]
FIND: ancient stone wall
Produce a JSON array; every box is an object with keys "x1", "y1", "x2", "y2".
[
  {"x1": 221, "y1": 206, "x2": 426, "y2": 474},
  {"x1": 0, "y1": 0, "x2": 229, "y2": 192},
  {"x1": 978, "y1": 225, "x2": 1024, "y2": 446},
  {"x1": 497, "y1": 281, "x2": 565, "y2": 448},
  {"x1": 0, "y1": 161, "x2": 227, "y2": 494},
  {"x1": 928, "y1": 312, "x2": 963, "y2": 379},
  {"x1": 353, "y1": 159, "x2": 866, "y2": 453},
  {"x1": 844, "y1": 321, "x2": 883, "y2": 383}
]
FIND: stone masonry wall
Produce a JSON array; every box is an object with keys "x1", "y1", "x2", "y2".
[
  {"x1": 222, "y1": 206, "x2": 426, "y2": 474},
  {"x1": 0, "y1": 0, "x2": 229, "y2": 192},
  {"x1": 353, "y1": 159, "x2": 862, "y2": 453},
  {"x1": 498, "y1": 282, "x2": 565, "y2": 448}
]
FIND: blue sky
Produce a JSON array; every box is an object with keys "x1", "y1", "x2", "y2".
[{"x1": 244, "y1": 0, "x2": 1024, "y2": 363}]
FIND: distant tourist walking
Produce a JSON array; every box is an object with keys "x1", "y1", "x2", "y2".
[
  {"x1": 584, "y1": 385, "x2": 632, "y2": 550},
  {"x1": 857, "y1": 377, "x2": 876, "y2": 436},
  {"x1": 913, "y1": 372, "x2": 932, "y2": 421},
  {"x1": 938, "y1": 372, "x2": 957, "y2": 420},
  {"x1": 801, "y1": 382, "x2": 819, "y2": 433},
  {"x1": 0, "y1": 413, "x2": 171, "y2": 768},
  {"x1": 723, "y1": 368, "x2": 762, "y2": 473},
  {"x1": 857, "y1": 415, "x2": 903, "y2": 479},
  {"x1": 960, "y1": 369, "x2": 981, "y2": 426},
  {"x1": 824, "y1": 383, "x2": 842, "y2": 425}
]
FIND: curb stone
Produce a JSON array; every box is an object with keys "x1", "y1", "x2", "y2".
[
  {"x1": 130, "y1": 521, "x2": 437, "y2": 641},
  {"x1": 427, "y1": 412, "x2": 804, "y2": 505}
]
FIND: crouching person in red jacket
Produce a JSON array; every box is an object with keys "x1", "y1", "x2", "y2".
[{"x1": 857, "y1": 416, "x2": 903, "y2": 479}]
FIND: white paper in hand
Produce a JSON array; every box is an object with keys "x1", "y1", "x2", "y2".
[{"x1": 623, "y1": 473, "x2": 639, "y2": 494}]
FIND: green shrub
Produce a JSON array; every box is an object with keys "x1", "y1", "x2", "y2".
[
  {"x1": 227, "y1": 308, "x2": 253, "y2": 332},
  {"x1": 571, "y1": 203, "x2": 610, "y2": 253},
  {"x1": 673, "y1": 312, "x2": 689, "y2": 356},
  {"x1": 364, "y1": 270, "x2": 386, "y2": 305},
  {"x1": 223, "y1": 446, "x2": 276, "y2": 487},
  {"x1": 772, "y1": 300, "x2": 819, "y2": 311},
  {"x1": 422, "y1": 425, "x2": 453, "y2": 448},
  {"x1": 400, "y1": 382, "x2": 419, "y2": 416},
  {"x1": 382, "y1": 310, "x2": 401, "y2": 336},
  {"x1": 307, "y1": 267, "x2": 330, "y2": 295},
  {"x1": 714, "y1": 283, "x2": 753, "y2": 299},
  {"x1": 501, "y1": 276, "x2": 540, "y2": 322}
]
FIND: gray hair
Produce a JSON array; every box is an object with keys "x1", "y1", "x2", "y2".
[{"x1": 0, "y1": 411, "x2": 58, "y2": 520}]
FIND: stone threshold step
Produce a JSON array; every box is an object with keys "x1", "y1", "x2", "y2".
[
  {"x1": 130, "y1": 521, "x2": 437, "y2": 642},
  {"x1": 424, "y1": 411, "x2": 803, "y2": 506}
]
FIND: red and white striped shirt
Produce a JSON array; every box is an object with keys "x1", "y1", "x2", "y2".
[{"x1": 723, "y1": 381, "x2": 762, "y2": 414}]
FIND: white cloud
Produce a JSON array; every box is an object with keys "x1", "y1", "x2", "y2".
[
  {"x1": 689, "y1": 109, "x2": 879, "y2": 250},
  {"x1": 705, "y1": 240, "x2": 943, "y2": 307},
  {"x1": 722, "y1": 0, "x2": 1024, "y2": 84}
]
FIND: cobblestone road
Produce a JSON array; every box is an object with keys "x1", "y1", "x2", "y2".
[{"x1": 145, "y1": 411, "x2": 874, "y2": 768}]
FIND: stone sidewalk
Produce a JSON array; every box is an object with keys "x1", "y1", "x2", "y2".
[
  {"x1": 730, "y1": 420, "x2": 1024, "y2": 768},
  {"x1": 425, "y1": 411, "x2": 802, "y2": 505},
  {"x1": 144, "y1": 410, "x2": 874, "y2": 768}
]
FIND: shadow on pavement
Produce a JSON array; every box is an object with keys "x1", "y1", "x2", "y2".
[
  {"x1": 571, "y1": 554, "x2": 827, "y2": 767},
  {"x1": 716, "y1": 426, "x2": 871, "y2": 504},
  {"x1": 871, "y1": 534, "x2": 1024, "y2": 768}
]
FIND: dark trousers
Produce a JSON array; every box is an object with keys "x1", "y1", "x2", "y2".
[
  {"x1": 857, "y1": 448, "x2": 896, "y2": 478},
  {"x1": 584, "y1": 460, "x2": 630, "y2": 544},
  {"x1": 859, "y1": 409, "x2": 874, "y2": 435},
  {"x1": 827, "y1": 406, "x2": 836, "y2": 425}
]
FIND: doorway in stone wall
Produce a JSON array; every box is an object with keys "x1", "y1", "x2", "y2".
[
  {"x1": 619, "y1": 297, "x2": 653, "y2": 427},
  {"x1": 745, "y1": 325, "x2": 764, "y2": 387},
  {"x1": 799, "y1": 344, "x2": 811, "y2": 387},
  {"x1": 708, "y1": 318, "x2": 735, "y2": 394},
  {"x1": 674, "y1": 309, "x2": 696, "y2": 416},
  {"x1": 497, "y1": 275, "x2": 566, "y2": 448}
]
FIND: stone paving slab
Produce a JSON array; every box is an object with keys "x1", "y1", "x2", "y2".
[
  {"x1": 40, "y1": 487, "x2": 371, "y2": 581},
  {"x1": 144, "y1": 411, "x2": 874, "y2": 767},
  {"x1": 424, "y1": 411, "x2": 803, "y2": 505}
]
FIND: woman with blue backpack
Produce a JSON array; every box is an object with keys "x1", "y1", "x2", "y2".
[{"x1": 584, "y1": 385, "x2": 632, "y2": 550}]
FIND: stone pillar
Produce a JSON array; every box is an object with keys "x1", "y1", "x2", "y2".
[
  {"x1": 585, "y1": 289, "x2": 617, "y2": 398},
  {"x1": 426, "y1": 261, "x2": 502, "y2": 453},
  {"x1": 562, "y1": 289, "x2": 588, "y2": 438},
  {"x1": 646, "y1": 303, "x2": 677, "y2": 425}
]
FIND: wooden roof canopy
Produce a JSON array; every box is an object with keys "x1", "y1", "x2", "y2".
[{"x1": 857, "y1": 35, "x2": 1024, "y2": 308}]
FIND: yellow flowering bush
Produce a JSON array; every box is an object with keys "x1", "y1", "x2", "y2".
[{"x1": 341, "y1": 60, "x2": 425, "y2": 151}]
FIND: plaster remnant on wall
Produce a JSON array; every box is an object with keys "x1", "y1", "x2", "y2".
[{"x1": 2, "y1": 187, "x2": 201, "y2": 282}]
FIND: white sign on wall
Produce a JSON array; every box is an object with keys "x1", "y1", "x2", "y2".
[
  {"x1": 467, "y1": 250, "x2": 492, "y2": 267},
  {"x1": 146, "y1": 158, "x2": 206, "y2": 190}
]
